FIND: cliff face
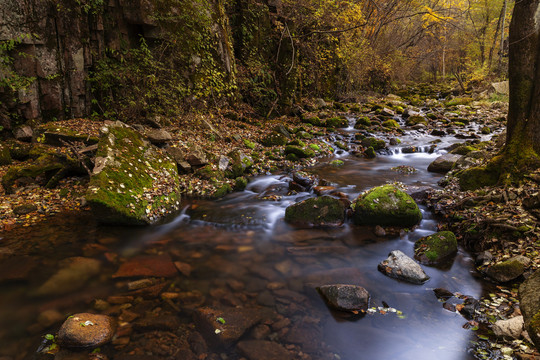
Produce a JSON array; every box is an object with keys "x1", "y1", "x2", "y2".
[{"x1": 0, "y1": 0, "x2": 248, "y2": 129}]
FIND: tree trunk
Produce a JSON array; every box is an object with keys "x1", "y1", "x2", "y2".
[{"x1": 505, "y1": 0, "x2": 540, "y2": 159}]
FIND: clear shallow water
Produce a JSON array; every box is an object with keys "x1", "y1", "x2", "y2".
[{"x1": 0, "y1": 128, "x2": 490, "y2": 360}]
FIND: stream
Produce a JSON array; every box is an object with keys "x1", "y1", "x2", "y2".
[{"x1": 0, "y1": 118, "x2": 498, "y2": 360}]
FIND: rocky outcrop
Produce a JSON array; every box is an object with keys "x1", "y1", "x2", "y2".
[
  {"x1": 351, "y1": 185, "x2": 422, "y2": 227},
  {"x1": 86, "y1": 121, "x2": 181, "y2": 225},
  {"x1": 485, "y1": 256, "x2": 528, "y2": 283}
]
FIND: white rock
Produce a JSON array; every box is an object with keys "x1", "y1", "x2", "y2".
[{"x1": 493, "y1": 316, "x2": 524, "y2": 339}]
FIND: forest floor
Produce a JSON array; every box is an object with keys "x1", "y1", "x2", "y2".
[{"x1": 1, "y1": 89, "x2": 540, "y2": 359}]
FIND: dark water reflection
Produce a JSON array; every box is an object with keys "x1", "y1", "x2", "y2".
[{"x1": 0, "y1": 134, "x2": 487, "y2": 360}]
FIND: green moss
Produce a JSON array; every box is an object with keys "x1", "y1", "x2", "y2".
[
  {"x1": 284, "y1": 145, "x2": 315, "y2": 159},
  {"x1": 234, "y1": 176, "x2": 248, "y2": 191},
  {"x1": 529, "y1": 311, "x2": 540, "y2": 346},
  {"x1": 365, "y1": 146, "x2": 376, "y2": 158},
  {"x1": 361, "y1": 137, "x2": 386, "y2": 150},
  {"x1": 450, "y1": 145, "x2": 477, "y2": 155},
  {"x1": 330, "y1": 159, "x2": 344, "y2": 167},
  {"x1": 458, "y1": 164, "x2": 500, "y2": 191},
  {"x1": 212, "y1": 183, "x2": 232, "y2": 198},
  {"x1": 243, "y1": 139, "x2": 256, "y2": 150},
  {"x1": 355, "y1": 116, "x2": 371, "y2": 127},
  {"x1": 406, "y1": 115, "x2": 427, "y2": 126},
  {"x1": 303, "y1": 116, "x2": 323, "y2": 126},
  {"x1": 335, "y1": 141, "x2": 348, "y2": 151},
  {"x1": 481, "y1": 126, "x2": 492, "y2": 134},
  {"x1": 196, "y1": 165, "x2": 224, "y2": 181},
  {"x1": 382, "y1": 119, "x2": 400, "y2": 128},
  {"x1": 351, "y1": 185, "x2": 422, "y2": 227},
  {"x1": 326, "y1": 117, "x2": 348, "y2": 128},
  {"x1": 445, "y1": 97, "x2": 473, "y2": 107},
  {"x1": 86, "y1": 123, "x2": 181, "y2": 225},
  {"x1": 285, "y1": 196, "x2": 346, "y2": 226},
  {"x1": 2, "y1": 154, "x2": 65, "y2": 193},
  {"x1": 414, "y1": 231, "x2": 458, "y2": 265},
  {"x1": 296, "y1": 131, "x2": 313, "y2": 140}
]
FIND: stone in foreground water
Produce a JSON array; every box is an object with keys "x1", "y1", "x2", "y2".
[{"x1": 58, "y1": 313, "x2": 115, "y2": 348}]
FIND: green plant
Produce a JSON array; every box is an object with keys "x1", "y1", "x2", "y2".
[{"x1": 0, "y1": 34, "x2": 37, "y2": 93}]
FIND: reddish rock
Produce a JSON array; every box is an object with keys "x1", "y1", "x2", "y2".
[
  {"x1": 58, "y1": 313, "x2": 116, "y2": 348},
  {"x1": 237, "y1": 340, "x2": 292, "y2": 360},
  {"x1": 113, "y1": 254, "x2": 178, "y2": 278}
]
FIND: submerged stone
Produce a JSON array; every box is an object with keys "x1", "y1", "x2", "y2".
[
  {"x1": 351, "y1": 185, "x2": 422, "y2": 227},
  {"x1": 35, "y1": 257, "x2": 101, "y2": 296},
  {"x1": 414, "y1": 231, "x2": 458, "y2": 266},
  {"x1": 285, "y1": 196, "x2": 346, "y2": 227},
  {"x1": 86, "y1": 121, "x2": 181, "y2": 225},
  {"x1": 237, "y1": 340, "x2": 292, "y2": 360},
  {"x1": 58, "y1": 313, "x2": 115, "y2": 348}
]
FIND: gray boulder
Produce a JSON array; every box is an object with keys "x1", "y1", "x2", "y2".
[
  {"x1": 378, "y1": 250, "x2": 429, "y2": 284},
  {"x1": 317, "y1": 284, "x2": 370, "y2": 312},
  {"x1": 427, "y1": 154, "x2": 462, "y2": 173},
  {"x1": 145, "y1": 128, "x2": 173, "y2": 144},
  {"x1": 493, "y1": 316, "x2": 524, "y2": 339},
  {"x1": 13, "y1": 125, "x2": 33, "y2": 142}
]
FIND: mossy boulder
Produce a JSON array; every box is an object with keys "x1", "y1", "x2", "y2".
[
  {"x1": 261, "y1": 132, "x2": 288, "y2": 147},
  {"x1": 285, "y1": 196, "x2": 346, "y2": 227},
  {"x1": 352, "y1": 185, "x2": 422, "y2": 227},
  {"x1": 5, "y1": 140, "x2": 33, "y2": 160},
  {"x1": 486, "y1": 257, "x2": 526, "y2": 283},
  {"x1": 0, "y1": 143, "x2": 12, "y2": 165},
  {"x1": 519, "y1": 269, "x2": 540, "y2": 350},
  {"x1": 414, "y1": 231, "x2": 457, "y2": 265},
  {"x1": 284, "y1": 145, "x2": 315, "y2": 159},
  {"x1": 361, "y1": 137, "x2": 386, "y2": 151},
  {"x1": 450, "y1": 145, "x2": 476, "y2": 156},
  {"x1": 2, "y1": 150, "x2": 85, "y2": 193},
  {"x1": 382, "y1": 119, "x2": 400, "y2": 128},
  {"x1": 406, "y1": 115, "x2": 427, "y2": 126},
  {"x1": 355, "y1": 117, "x2": 371, "y2": 128},
  {"x1": 226, "y1": 150, "x2": 253, "y2": 178},
  {"x1": 326, "y1": 117, "x2": 348, "y2": 128},
  {"x1": 86, "y1": 121, "x2": 181, "y2": 225},
  {"x1": 365, "y1": 147, "x2": 376, "y2": 159},
  {"x1": 458, "y1": 165, "x2": 499, "y2": 191}
]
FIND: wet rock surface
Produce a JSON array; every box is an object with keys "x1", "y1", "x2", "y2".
[
  {"x1": 378, "y1": 250, "x2": 430, "y2": 284},
  {"x1": 57, "y1": 313, "x2": 115, "y2": 348},
  {"x1": 317, "y1": 284, "x2": 370, "y2": 312}
]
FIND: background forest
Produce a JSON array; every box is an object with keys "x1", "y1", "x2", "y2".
[{"x1": 0, "y1": 0, "x2": 511, "y2": 125}]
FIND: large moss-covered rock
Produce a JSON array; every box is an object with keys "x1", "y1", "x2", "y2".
[
  {"x1": 519, "y1": 269, "x2": 540, "y2": 350},
  {"x1": 486, "y1": 257, "x2": 526, "y2": 283},
  {"x1": 361, "y1": 137, "x2": 386, "y2": 151},
  {"x1": 226, "y1": 149, "x2": 253, "y2": 178},
  {"x1": 284, "y1": 145, "x2": 316, "y2": 159},
  {"x1": 352, "y1": 185, "x2": 422, "y2": 227},
  {"x1": 86, "y1": 121, "x2": 181, "y2": 225},
  {"x1": 414, "y1": 231, "x2": 457, "y2": 265},
  {"x1": 285, "y1": 196, "x2": 346, "y2": 227},
  {"x1": 35, "y1": 125, "x2": 99, "y2": 147}
]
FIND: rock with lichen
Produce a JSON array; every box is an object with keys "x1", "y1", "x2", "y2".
[
  {"x1": 351, "y1": 185, "x2": 422, "y2": 227},
  {"x1": 485, "y1": 256, "x2": 527, "y2": 283},
  {"x1": 414, "y1": 231, "x2": 458, "y2": 266},
  {"x1": 86, "y1": 121, "x2": 181, "y2": 225}
]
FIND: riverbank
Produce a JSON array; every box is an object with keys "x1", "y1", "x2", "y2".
[{"x1": 2, "y1": 89, "x2": 539, "y2": 359}]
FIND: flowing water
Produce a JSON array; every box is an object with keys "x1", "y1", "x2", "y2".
[{"x1": 0, "y1": 119, "x2": 498, "y2": 360}]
